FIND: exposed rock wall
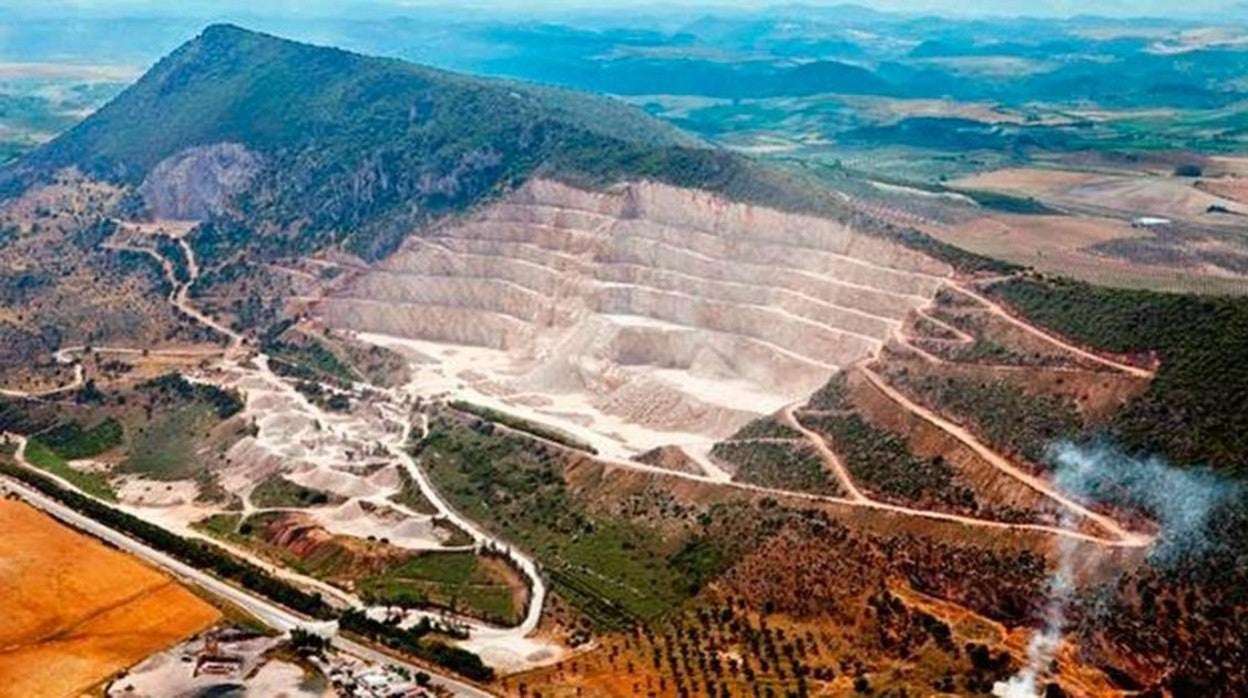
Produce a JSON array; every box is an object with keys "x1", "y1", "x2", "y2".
[
  {"x1": 138, "y1": 143, "x2": 260, "y2": 220},
  {"x1": 319, "y1": 179, "x2": 951, "y2": 440}
]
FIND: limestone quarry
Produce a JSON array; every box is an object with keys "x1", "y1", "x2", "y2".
[{"x1": 317, "y1": 179, "x2": 951, "y2": 458}]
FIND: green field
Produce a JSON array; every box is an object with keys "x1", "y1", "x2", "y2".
[
  {"x1": 23, "y1": 438, "x2": 116, "y2": 501},
  {"x1": 192, "y1": 512, "x2": 244, "y2": 539},
  {"x1": 418, "y1": 419, "x2": 728, "y2": 628},
  {"x1": 38, "y1": 418, "x2": 124, "y2": 460},
  {"x1": 117, "y1": 403, "x2": 217, "y2": 480},
  {"x1": 358, "y1": 551, "x2": 524, "y2": 626},
  {"x1": 250, "y1": 474, "x2": 342, "y2": 509},
  {"x1": 196, "y1": 507, "x2": 523, "y2": 626}
]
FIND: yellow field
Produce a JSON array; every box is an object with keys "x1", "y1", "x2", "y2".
[{"x1": 0, "y1": 499, "x2": 220, "y2": 698}]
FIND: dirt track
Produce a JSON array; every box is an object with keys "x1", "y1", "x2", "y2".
[
  {"x1": 0, "y1": 203, "x2": 1160, "y2": 697},
  {"x1": 3, "y1": 221, "x2": 1154, "y2": 551},
  {"x1": 778, "y1": 403, "x2": 866, "y2": 501}
]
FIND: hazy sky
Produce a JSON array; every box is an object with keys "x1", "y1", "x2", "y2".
[{"x1": 4, "y1": 0, "x2": 1246, "y2": 19}]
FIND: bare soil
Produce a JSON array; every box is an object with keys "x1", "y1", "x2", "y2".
[{"x1": 0, "y1": 499, "x2": 220, "y2": 698}]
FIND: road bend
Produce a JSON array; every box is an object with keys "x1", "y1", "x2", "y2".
[{"x1": 1, "y1": 435, "x2": 495, "y2": 698}]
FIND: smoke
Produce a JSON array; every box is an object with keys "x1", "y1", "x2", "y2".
[
  {"x1": 994, "y1": 529, "x2": 1077, "y2": 698},
  {"x1": 994, "y1": 440, "x2": 1239, "y2": 697},
  {"x1": 1049, "y1": 440, "x2": 1237, "y2": 562}
]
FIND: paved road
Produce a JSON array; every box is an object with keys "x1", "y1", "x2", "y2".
[{"x1": 1, "y1": 437, "x2": 495, "y2": 698}]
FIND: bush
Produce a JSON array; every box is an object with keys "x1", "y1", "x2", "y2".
[
  {"x1": 139, "y1": 373, "x2": 244, "y2": 419},
  {"x1": 713, "y1": 440, "x2": 843, "y2": 496},
  {"x1": 799, "y1": 412, "x2": 977, "y2": 511},
  {"x1": 39, "y1": 417, "x2": 123, "y2": 459},
  {"x1": 288, "y1": 627, "x2": 329, "y2": 656},
  {"x1": 991, "y1": 277, "x2": 1248, "y2": 473},
  {"x1": 449, "y1": 401, "x2": 597, "y2": 454},
  {"x1": 339, "y1": 610, "x2": 494, "y2": 683}
]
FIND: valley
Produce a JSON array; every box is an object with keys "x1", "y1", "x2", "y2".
[{"x1": 0, "y1": 172, "x2": 1157, "y2": 696}]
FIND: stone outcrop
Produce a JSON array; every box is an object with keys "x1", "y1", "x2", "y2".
[{"x1": 138, "y1": 142, "x2": 260, "y2": 220}]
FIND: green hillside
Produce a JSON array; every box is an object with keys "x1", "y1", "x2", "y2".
[
  {"x1": 0, "y1": 23, "x2": 1013, "y2": 278},
  {"x1": 0, "y1": 24, "x2": 845, "y2": 262},
  {"x1": 5, "y1": 24, "x2": 696, "y2": 180}
]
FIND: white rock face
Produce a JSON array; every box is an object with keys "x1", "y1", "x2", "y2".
[
  {"x1": 138, "y1": 142, "x2": 261, "y2": 220},
  {"x1": 319, "y1": 179, "x2": 951, "y2": 448}
]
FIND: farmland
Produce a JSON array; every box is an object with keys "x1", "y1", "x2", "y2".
[
  {"x1": 0, "y1": 498, "x2": 220, "y2": 698},
  {"x1": 0, "y1": 9, "x2": 1246, "y2": 696}
]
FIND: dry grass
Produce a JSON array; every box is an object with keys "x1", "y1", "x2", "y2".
[
  {"x1": 0, "y1": 499, "x2": 220, "y2": 698},
  {"x1": 1197, "y1": 177, "x2": 1248, "y2": 204},
  {"x1": 1204, "y1": 156, "x2": 1248, "y2": 177}
]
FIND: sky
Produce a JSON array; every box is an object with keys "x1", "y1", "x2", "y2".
[{"x1": 3, "y1": 0, "x2": 1245, "y2": 19}]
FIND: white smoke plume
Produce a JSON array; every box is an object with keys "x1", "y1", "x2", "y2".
[
  {"x1": 994, "y1": 441, "x2": 1238, "y2": 697},
  {"x1": 1049, "y1": 440, "x2": 1237, "y2": 562},
  {"x1": 994, "y1": 529, "x2": 1076, "y2": 698}
]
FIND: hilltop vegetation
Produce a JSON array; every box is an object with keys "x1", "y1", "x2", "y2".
[
  {"x1": 991, "y1": 277, "x2": 1248, "y2": 474},
  {"x1": 1, "y1": 24, "x2": 1001, "y2": 287},
  {"x1": 1, "y1": 24, "x2": 690, "y2": 261}
]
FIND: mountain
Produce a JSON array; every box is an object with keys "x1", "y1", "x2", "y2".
[{"x1": 1, "y1": 24, "x2": 832, "y2": 261}]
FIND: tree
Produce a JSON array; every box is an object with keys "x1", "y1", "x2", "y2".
[{"x1": 288, "y1": 627, "x2": 329, "y2": 656}]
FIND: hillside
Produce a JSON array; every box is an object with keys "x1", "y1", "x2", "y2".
[
  {"x1": 6, "y1": 19, "x2": 1246, "y2": 697},
  {"x1": 0, "y1": 24, "x2": 864, "y2": 263}
]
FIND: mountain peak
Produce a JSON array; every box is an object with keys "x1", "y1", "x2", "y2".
[
  {"x1": 199, "y1": 22, "x2": 255, "y2": 39},
  {"x1": 0, "y1": 24, "x2": 722, "y2": 259},
  {"x1": 190, "y1": 22, "x2": 317, "y2": 56}
]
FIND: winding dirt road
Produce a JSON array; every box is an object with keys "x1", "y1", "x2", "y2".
[
  {"x1": 858, "y1": 366, "x2": 1148, "y2": 545},
  {"x1": 0, "y1": 434, "x2": 495, "y2": 698},
  {"x1": 0, "y1": 233, "x2": 520, "y2": 693},
  {"x1": 958, "y1": 283, "x2": 1154, "y2": 379},
  {"x1": 0, "y1": 218, "x2": 1158, "y2": 698},
  {"x1": 778, "y1": 403, "x2": 866, "y2": 501},
  {"x1": 435, "y1": 276, "x2": 1157, "y2": 550}
]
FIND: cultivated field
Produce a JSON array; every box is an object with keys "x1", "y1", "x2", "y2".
[
  {"x1": 952, "y1": 167, "x2": 1248, "y2": 220},
  {"x1": 836, "y1": 95, "x2": 1073, "y2": 126},
  {"x1": 0, "y1": 499, "x2": 220, "y2": 698},
  {"x1": 919, "y1": 212, "x2": 1248, "y2": 295}
]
